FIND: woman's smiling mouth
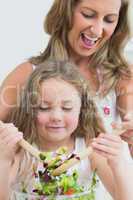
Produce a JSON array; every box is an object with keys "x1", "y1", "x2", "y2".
[{"x1": 80, "y1": 32, "x2": 100, "y2": 49}]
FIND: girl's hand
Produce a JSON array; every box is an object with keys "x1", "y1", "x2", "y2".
[
  {"x1": 0, "y1": 122, "x2": 23, "y2": 163},
  {"x1": 91, "y1": 133, "x2": 125, "y2": 170}
]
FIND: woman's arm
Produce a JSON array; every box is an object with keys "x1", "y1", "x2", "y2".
[
  {"x1": 116, "y1": 73, "x2": 133, "y2": 119},
  {"x1": 115, "y1": 72, "x2": 133, "y2": 154},
  {"x1": 91, "y1": 134, "x2": 133, "y2": 200},
  {"x1": 0, "y1": 62, "x2": 33, "y2": 121}
]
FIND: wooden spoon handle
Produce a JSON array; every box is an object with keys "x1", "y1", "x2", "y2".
[
  {"x1": 19, "y1": 139, "x2": 41, "y2": 159},
  {"x1": 52, "y1": 146, "x2": 93, "y2": 176},
  {"x1": 0, "y1": 121, "x2": 41, "y2": 160},
  {"x1": 52, "y1": 127, "x2": 127, "y2": 176}
]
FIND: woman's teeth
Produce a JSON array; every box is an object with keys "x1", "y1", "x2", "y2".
[{"x1": 81, "y1": 33, "x2": 98, "y2": 47}]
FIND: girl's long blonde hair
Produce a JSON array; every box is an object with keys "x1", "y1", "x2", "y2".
[{"x1": 29, "y1": 0, "x2": 131, "y2": 96}]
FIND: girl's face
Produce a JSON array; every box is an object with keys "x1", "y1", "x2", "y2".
[
  {"x1": 36, "y1": 78, "x2": 81, "y2": 149},
  {"x1": 68, "y1": 0, "x2": 121, "y2": 59}
]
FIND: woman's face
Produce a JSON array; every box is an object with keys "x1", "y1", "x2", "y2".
[{"x1": 68, "y1": 0, "x2": 121, "y2": 59}]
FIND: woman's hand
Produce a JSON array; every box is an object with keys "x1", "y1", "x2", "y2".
[
  {"x1": 0, "y1": 121, "x2": 23, "y2": 163},
  {"x1": 91, "y1": 133, "x2": 125, "y2": 170},
  {"x1": 112, "y1": 113, "x2": 133, "y2": 156},
  {"x1": 113, "y1": 113, "x2": 133, "y2": 145}
]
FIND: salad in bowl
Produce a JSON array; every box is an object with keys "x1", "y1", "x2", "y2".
[{"x1": 11, "y1": 147, "x2": 98, "y2": 200}]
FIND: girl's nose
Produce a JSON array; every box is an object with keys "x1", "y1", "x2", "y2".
[{"x1": 50, "y1": 109, "x2": 63, "y2": 122}]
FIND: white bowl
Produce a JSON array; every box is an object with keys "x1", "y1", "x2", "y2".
[{"x1": 11, "y1": 188, "x2": 91, "y2": 200}]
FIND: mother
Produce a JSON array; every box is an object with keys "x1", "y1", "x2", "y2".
[{"x1": 0, "y1": 0, "x2": 133, "y2": 151}]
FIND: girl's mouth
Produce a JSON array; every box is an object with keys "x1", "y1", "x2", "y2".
[{"x1": 46, "y1": 126, "x2": 65, "y2": 132}]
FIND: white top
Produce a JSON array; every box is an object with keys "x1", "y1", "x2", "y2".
[
  {"x1": 32, "y1": 64, "x2": 37, "y2": 71},
  {"x1": 95, "y1": 90, "x2": 133, "y2": 163},
  {"x1": 71, "y1": 137, "x2": 113, "y2": 200},
  {"x1": 68, "y1": 137, "x2": 92, "y2": 186},
  {"x1": 94, "y1": 89, "x2": 120, "y2": 133}
]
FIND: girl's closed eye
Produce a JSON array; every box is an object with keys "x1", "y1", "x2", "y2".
[
  {"x1": 38, "y1": 106, "x2": 51, "y2": 111},
  {"x1": 62, "y1": 107, "x2": 73, "y2": 111}
]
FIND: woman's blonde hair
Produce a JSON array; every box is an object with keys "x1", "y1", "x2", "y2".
[
  {"x1": 30, "y1": 0, "x2": 131, "y2": 96},
  {"x1": 10, "y1": 60, "x2": 104, "y2": 143}
]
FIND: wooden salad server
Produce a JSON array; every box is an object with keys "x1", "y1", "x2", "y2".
[
  {"x1": 0, "y1": 121, "x2": 41, "y2": 160},
  {"x1": 51, "y1": 126, "x2": 127, "y2": 176}
]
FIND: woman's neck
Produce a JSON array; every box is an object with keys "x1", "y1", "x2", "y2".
[
  {"x1": 70, "y1": 55, "x2": 90, "y2": 68},
  {"x1": 69, "y1": 54, "x2": 103, "y2": 94}
]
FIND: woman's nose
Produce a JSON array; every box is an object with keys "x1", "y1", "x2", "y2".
[{"x1": 90, "y1": 20, "x2": 104, "y2": 38}]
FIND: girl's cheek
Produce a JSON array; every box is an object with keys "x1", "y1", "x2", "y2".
[
  {"x1": 36, "y1": 113, "x2": 47, "y2": 125},
  {"x1": 67, "y1": 114, "x2": 80, "y2": 128}
]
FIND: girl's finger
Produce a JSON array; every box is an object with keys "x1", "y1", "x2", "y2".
[
  {"x1": 0, "y1": 129, "x2": 17, "y2": 142},
  {"x1": 7, "y1": 133, "x2": 23, "y2": 148},
  {"x1": 3, "y1": 132, "x2": 22, "y2": 145},
  {"x1": 92, "y1": 149, "x2": 109, "y2": 158},
  {"x1": 93, "y1": 137, "x2": 121, "y2": 149},
  {"x1": 91, "y1": 142, "x2": 120, "y2": 156},
  {"x1": 98, "y1": 133, "x2": 122, "y2": 143}
]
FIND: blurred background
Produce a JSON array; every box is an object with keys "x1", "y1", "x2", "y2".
[{"x1": 0, "y1": 0, "x2": 133, "y2": 84}]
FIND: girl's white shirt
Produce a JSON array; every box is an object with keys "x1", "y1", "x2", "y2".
[{"x1": 71, "y1": 137, "x2": 113, "y2": 200}]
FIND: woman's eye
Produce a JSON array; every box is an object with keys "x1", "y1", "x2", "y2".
[
  {"x1": 105, "y1": 19, "x2": 115, "y2": 23},
  {"x1": 104, "y1": 16, "x2": 117, "y2": 24},
  {"x1": 82, "y1": 12, "x2": 95, "y2": 19}
]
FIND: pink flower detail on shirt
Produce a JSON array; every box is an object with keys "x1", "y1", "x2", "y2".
[{"x1": 103, "y1": 106, "x2": 110, "y2": 115}]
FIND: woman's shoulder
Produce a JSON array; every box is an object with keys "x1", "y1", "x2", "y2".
[
  {"x1": 115, "y1": 64, "x2": 133, "y2": 95},
  {"x1": 0, "y1": 62, "x2": 34, "y2": 121},
  {"x1": 2, "y1": 61, "x2": 34, "y2": 86}
]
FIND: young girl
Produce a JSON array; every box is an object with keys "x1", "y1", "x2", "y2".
[{"x1": 0, "y1": 60, "x2": 132, "y2": 200}]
